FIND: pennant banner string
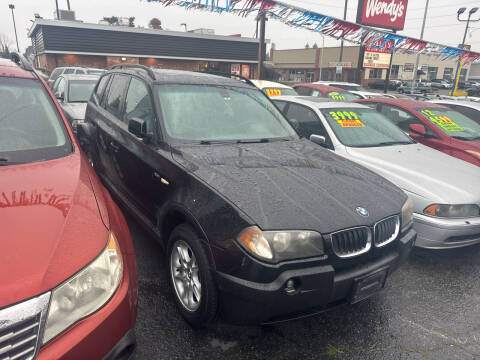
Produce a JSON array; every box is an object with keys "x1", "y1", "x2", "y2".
[{"x1": 146, "y1": 0, "x2": 480, "y2": 64}]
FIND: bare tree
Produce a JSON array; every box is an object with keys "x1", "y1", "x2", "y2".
[
  {"x1": 0, "y1": 34, "x2": 14, "y2": 59},
  {"x1": 148, "y1": 18, "x2": 162, "y2": 30}
]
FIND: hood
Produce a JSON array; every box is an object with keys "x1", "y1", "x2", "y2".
[
  {"x1": 172, "y1": 139, "x2": 406, "y2": 233},
  {"x1": 344, "y1": 143, "x2": 480, "y2": 205},
  {"x1": 61, "y1": 102, "x2": 87, "y2": 120},
  {"x1": 0, "y1": 152, "x2": 107, "y2": 308}
]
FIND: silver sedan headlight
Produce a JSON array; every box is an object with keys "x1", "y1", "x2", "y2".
[
  {"x1": 423, "y1": 204, "x2": 480, "y2": 218},
  {"x1": 401, "y1": 197, "x2": 414, "y2": 230},
  {"x1": 237, "y1": 226, "x2": 324, "y2": 263},
  {"x1": 42, "y1": 232, "x2": 123, "y2": 344}
]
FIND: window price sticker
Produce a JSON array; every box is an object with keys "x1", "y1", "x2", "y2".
[
  {"x1": 328, "y1": 92, "x2": 346, "y2": 101},
  {"x1": 266, "y1": 89, "x2": 282, "y2": 97},
  {"x1": 329, "y1": 111, "x2": 365, "y2": 128},
  {"x1": 420, "y1": 109, "x2": 463, "y2": 132}
]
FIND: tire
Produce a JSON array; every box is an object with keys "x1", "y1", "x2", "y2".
[{"x1": 166, "y1": 224, "x2": 218, "y2": 327}]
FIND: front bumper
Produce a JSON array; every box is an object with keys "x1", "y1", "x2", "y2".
[
  {"x1": 215, "y1": 228, "x2": 415, "y2": 324},
  {"x1": 37, "y1": 254, "x2": 137, "y2": 360},
  {"x1": 413, "y1": 213, "x2": 480, "y2": 249}
]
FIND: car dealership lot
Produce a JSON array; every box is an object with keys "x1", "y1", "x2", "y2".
[{"x1": 129, "y1": 215, "x2": 480, "y2": 360}]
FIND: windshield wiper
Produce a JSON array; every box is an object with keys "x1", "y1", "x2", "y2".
[
  {"x1": 236, "y1": 138, "x2": 270, "y2": 144},
  {"x1": 199, "y1": 138, "x2": 271, "y2": 145},
  {"x1": 374, "y1": 141, "x2": 413, "y2": 147}
]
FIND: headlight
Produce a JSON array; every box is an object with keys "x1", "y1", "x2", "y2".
[
  {"x1": 237, "y1": 226, "x2": 324, "y2": 263},
  {"x1": 465, "y1": 150, "x2": 480, "y2": 160},
  {"x1": 423, "y1": 204, "x2": 480, "y2": 218},
  {"x1": 42, "y1": 232, "x2": 123, "y2": 344},
  {"x1": 401, "y1": 197, "x2": 414, "y2": 229}
]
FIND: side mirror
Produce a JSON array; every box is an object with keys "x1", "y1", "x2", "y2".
[
  {"x1": 55, "y1": 92, "x2": 64, "y2": 101},
  {"x1": 310, "y1": 134, "x2": 326, "y2": 146},
  {"x1": 409, "y1": 124, "x2": 427, "y2": 136},
  {"x1": 128, "y1": 117, "x2": 147, "y2": 138}
]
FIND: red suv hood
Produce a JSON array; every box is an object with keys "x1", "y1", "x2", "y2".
[{"x1": 0, "y1": 152, "x2": 108, "y2": 308}]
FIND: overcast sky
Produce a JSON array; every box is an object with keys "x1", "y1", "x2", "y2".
[{"x1": 1, "y1": 0, "x2": 480, "y2": 53}]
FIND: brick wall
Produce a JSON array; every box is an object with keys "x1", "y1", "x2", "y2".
[
  {"x1": 37, "y1": 54, "x2": 107, "y2": 71},
  {"x1": 140, "y1": 58, "x2": 203, "y2": 72}
]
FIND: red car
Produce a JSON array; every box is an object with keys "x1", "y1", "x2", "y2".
[
  {"x1": 0, "y1": 55, "x2": 137, "y2": 359},
  {"x1": 357, "y1": 98, "x2": 480, "y2": 167},
  {"x1": 293, "y1": 83, "x2": 363, "y2": 101}
]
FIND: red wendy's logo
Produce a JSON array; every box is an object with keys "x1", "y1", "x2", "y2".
[{"x1": 357, "y1": 0, "x2": 409, "y2": 31}]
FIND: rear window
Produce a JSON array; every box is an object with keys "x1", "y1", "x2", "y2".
[
  {"x1": 68, "y1": 80, "x2": 97, "y2": 103},
  {"x1": 264, "y1": 87, "x2": 297, "y2": 97},
  {"x1": 0, "y1": 78, "x2": 72, "y2": 164},
  {"x1": 326, "y1": 91, "x2": 363, "y2": 102}
]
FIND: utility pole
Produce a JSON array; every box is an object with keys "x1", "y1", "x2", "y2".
[
  {"x1": 55, "y1": 0, "x2": 60, "y2": 20},
  {"x1": 66, "y1": 0, "x2": 71, "y2": 10},
  {"x1": 411, "y1": 0, "x2": 429, "y2": 94},
  {"x1": 383, "y1": 30, "x2": 396, "y2": 93},
  {"x1": 337, "y1": 0, "x2": 348, "y2": 81},
  {"x1": 450, "y1": 7, "x2": 480, "y2": 95},
  {"x1": 257, "y1": 12, "x2": 266, "y2": 79},
  {"x1": 8, "y1": 4, "x2": 19, "y2": 52}
]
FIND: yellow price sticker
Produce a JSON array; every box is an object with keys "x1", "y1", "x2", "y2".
[
  {"x1": 328, "y1": 92, "x2": 346, "y2": 101},
  {"x1": 266, "y1": 89, "x2": 282, "y2": 97},
  {"x1": 329, "y1": 111, "x2": 365, "y2": 128},
  {"x1": 420, "y1": 109, "x2": 463, "y2": 132}
]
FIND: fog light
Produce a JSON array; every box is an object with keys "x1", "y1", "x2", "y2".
[{"x1": 284, "y1": 279, "x2": 296, "y2": 294}]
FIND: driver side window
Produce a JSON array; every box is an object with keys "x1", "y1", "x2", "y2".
[
  {"x1": 379, "y1": 104, "x2": 424, "y2": 132},
  {"x1": 285, "y1": 103, "x2": 331, "y2": 145},
  {"x1": 124, "y1": 78, "x2": 154, "y2": 133}
]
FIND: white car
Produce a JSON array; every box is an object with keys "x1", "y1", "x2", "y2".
[
  {"x1": 249, "y1": 79, "x2": 297, "y2": 97},
  {"x1": 313, "y1": 81, "x2": 389, "y2": 99},
  {"x1": 273, "y1": 96, "x2": 480, "y2": 249}
]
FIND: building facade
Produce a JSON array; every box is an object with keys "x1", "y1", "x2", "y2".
[
  {"x1": 29, "y1": 19, "x2": 259, "y2": 77},
  {"x1": 271, "y1": 47, "x2": 471, "y2": 86}
]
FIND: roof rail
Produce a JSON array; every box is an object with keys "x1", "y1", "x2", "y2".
[
  {"x1": 196, "y1": 70, "x2": 255, "y2": 87},
  {"x1": 109, "y1": 63, "x2": 156, "y2": 80},
  {"x1": 10, "y1": 52, "x2": 34, "y2": 72}
]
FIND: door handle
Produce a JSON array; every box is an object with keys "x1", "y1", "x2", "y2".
[{"x1": 110, "y1": 141, "x2": 120, "y2": 153}]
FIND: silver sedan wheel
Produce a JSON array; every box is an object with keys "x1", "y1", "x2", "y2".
[{"x1": 170, "y1": 240, "x2": 202, "y2": 312}]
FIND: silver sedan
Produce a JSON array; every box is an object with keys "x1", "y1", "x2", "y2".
[{"x1": 273, "y1": 96, "x2": 480, "y2": 249}]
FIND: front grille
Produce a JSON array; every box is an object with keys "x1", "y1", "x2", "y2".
[
  {"x1": 0, "y1": 315, "x2": 41, "y2": 360},
  {"x1": 331, "y1": 227, "x2": 372, "y2": 258},
  {"x1": 0, "y1": 293, "x2": 50, "y2": 360},
  {"x1": 374, "y1": 215, "x2": 400, "y2": 247}
]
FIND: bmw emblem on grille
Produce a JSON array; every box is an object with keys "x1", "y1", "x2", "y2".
[{"x1": 356, "y1": 207, "x2": 369, "y2": 217}]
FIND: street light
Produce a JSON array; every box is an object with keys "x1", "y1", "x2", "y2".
[
  {"x1": 451, "y1": 7, "x2": 480, "y2": 94},
  {"x1": 8, "y1": 4, "x2": 20, "y2": 52}
]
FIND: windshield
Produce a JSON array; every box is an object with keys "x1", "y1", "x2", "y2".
[
  {"x1": 416, "y1": 108, "x2": 480, "y2": 140},
  {"x1": 264, "y1": 87, "x2": 297, "y2": 97},
  {"x1": 87, "y1": 70, "x2": 104, "y2": 75},
  {"x1": 157, "y1": 85, "x2": 297, "y2": 142},
  {"x1": 326, "y1": 91, "x2": 363, "y2": 102},
  {"x1": 321, "y1": 107, "x2": 413, "y2": 147},
  {"x1": 0, "y1": 77, "x2": 72, "y2": 164},
  {"x1": 333, "y1": 84, "x2": 367, "y2": 91},
  {"x1": 68, "y1": 80, "x2": 97, "y2": 102}
]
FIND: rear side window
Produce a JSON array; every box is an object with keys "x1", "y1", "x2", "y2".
[
  {"x1": 0, "y1": 77, "x2": 72, "y2": 163},
  {"x1": 49, "y1": 68, "x2": 63, "y2": 81},
  {"x1": 94, "y1": 74, "x2": 111, "y2": 102},
  {"x1": 105, "y1": 75, "x2": 130, "y2": 118},
  {"x1": 295, "y1": 87, "x2": 312, "y2": 96},
  {"x1": 63, "y1": 69, "x2": 75, "y2": 75}
]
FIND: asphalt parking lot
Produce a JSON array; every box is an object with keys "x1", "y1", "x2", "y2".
[{"x1": 127, "y1": 215, "x2": 480, "y2": 360}]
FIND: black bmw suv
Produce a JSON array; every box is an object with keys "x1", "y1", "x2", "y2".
[{"x1": 80, "y1": 64, "x2": 416, "y2": 326}]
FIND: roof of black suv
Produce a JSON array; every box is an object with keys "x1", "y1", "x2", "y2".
[{"x1": 108, "y1": 67, "x2": 254, "y2": 88}]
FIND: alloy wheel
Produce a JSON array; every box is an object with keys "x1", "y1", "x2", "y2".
[{"x1": 170, "y1": 240, "x2": 202, "y2": 312}]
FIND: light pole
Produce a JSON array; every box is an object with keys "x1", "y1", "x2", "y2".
[
  {"x1": 337, "y1": 0, "x2": 348, "y2": 81},
  {"x1": 451, "y1": 7, "x2": 480, "y2": 95},
  {"x1": 8, "y1": 4, "x2": 20, "y2": 52},
  {"x1": 411, "y1": 0, "x2": 429, "y2": 94}
]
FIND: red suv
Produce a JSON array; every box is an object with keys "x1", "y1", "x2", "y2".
[
  {"x1": 0, "y1": 55, "x2": 137, "y2": 359},
  {"x1": 357, "y1": 98, "x2": 480, "y2": 167}
]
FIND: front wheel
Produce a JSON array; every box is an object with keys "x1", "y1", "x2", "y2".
[{"x1": 167, "y1": 224, "x2": 218, "y2": 327}]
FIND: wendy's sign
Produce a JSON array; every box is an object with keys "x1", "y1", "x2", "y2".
[{"x1": 356, "y1": 0, "x2": 408, "y2": 31}]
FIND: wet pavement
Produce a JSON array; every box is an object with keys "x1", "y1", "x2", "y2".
[{"x1": 128, "y1": 215, "x2": 480, "y2": 360}]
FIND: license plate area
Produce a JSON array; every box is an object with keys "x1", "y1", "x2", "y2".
[{"x1": 349, "y1": 267, "x2": 389, "y2": 304}]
